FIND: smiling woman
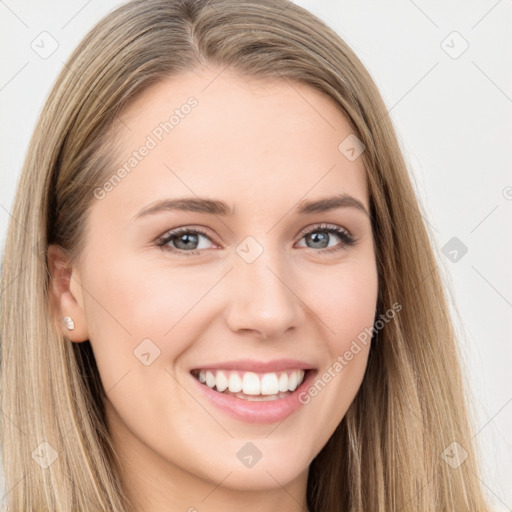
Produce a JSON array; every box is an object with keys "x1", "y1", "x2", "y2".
[{"x1": 0, "y1": 0, "x2": 492, "y2": 511}]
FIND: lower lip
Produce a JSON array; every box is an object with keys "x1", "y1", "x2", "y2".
[{"x1": 191, "y1": 370, "x2": 317, "y2": 424}]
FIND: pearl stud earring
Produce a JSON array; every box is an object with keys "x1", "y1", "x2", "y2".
[{"x1": 63, "y1": 316, "x2": 75, "y2": 331}]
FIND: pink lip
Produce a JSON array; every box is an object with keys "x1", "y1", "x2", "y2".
[
  {"x1": 189, "y1": 358, "x2": 315, "y2": 373},
  {"x1": 190, "y1": 368, "x2": 318, "y2": 424}
]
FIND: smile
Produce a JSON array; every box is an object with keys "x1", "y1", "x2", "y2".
[
  {"x1": 191, "y1": 369, "x2": 307, "y2": 401},
  {"x1": 188, "y1": 359, "x2": 317, "y2": 423}
]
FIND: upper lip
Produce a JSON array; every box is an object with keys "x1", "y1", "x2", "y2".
[{"x1": 190, "y1": 359, "x2": 316, "y2": 373}]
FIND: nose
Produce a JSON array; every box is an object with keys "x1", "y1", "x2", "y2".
[{"x1": 224, "y1": 242, "x2": 304, "y2": 340}]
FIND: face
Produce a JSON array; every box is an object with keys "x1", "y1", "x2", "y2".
[{"x1": 50, "y1": 66, "x2": 378, "y2": 507}]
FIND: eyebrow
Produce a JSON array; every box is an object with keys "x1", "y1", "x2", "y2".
[{"x1": 131, "y1": 193, "x2": 370, "y2": 221}]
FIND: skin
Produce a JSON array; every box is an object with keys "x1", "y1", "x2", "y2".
[{"x1": 49, "y1": 66, "x2": 378, "y2": 512}]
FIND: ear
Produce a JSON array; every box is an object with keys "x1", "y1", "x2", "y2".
[{"x1": 47, "y1": 244, "x2": 90, "y2": 343}]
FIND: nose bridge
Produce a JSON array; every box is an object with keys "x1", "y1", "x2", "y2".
[{"x1": 226, "y1": 234, "x2": 301, "y2": 337}]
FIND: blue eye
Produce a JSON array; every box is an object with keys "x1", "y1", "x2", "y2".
[
  {"x1": 297, "y1": 223, "x2": 355, "y2": 253},
  {"x1": 157, "y1": 223, "x2": 356, "y2": 257},
  {"x1": 157, "y1": 227, "x2": 214, "y2": 256}
]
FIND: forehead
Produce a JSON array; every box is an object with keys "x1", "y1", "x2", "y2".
[{"x1": 97, "y1": 67, "x2": 368, "y2": 218}]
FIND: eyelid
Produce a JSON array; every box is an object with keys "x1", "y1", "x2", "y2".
[
  {"x1": 297, "y1": 222, "x2": 352, "y2": 238},
  {"x1": 156, "y1": 225, "x2": 219, "y2": 249}
]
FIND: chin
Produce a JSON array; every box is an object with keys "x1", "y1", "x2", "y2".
[{"x1": 206, "y1": 448, "x2": 312, "y2": 491}]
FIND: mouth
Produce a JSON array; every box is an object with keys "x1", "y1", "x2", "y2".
[
  {"x1": 190, "y1": 368, "x2": 310, "y2": 402},
  {"x1": 188, "y1": 359, "x2": 318, "y2": 423}
]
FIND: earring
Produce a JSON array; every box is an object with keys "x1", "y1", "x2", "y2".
[{"x1": 63, "y1": 316, "x2": 75, "y2": 331}]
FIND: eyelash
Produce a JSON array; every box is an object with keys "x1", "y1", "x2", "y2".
[{"x1": 156, "y1": 223, "x2": 356, "y2": 257}]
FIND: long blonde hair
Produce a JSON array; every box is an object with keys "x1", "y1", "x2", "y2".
[{"x1": 0, "y1": 0, "x2": 490, "y2": 510}]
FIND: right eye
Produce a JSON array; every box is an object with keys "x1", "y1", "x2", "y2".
[{"x1": 157, "y1": 227, "x2": 217, "y2": 256}]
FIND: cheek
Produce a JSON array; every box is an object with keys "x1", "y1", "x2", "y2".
[
  {"x1": 116, "y1": 260, "x2": 224, "y2": 356},
  {"x1": 85, "y1": 254, "x2": 177, "y2": 329},
  {"x1": 81, "y1": 255, "x2": 219, "y2": 374},
  {"x1": 298, "y1": 253, "x2": 378, "y2": 431},
  {"x1": 306, "y1": 254, "x2": 378, "y2": 354}
]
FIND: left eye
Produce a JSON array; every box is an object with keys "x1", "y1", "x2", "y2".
[
  {"x1": 297, "y1": 224, "x2": 355, "y2": 252},
  {"x1": 157, "y1": 224, "x2": 355, "y2": 256}
]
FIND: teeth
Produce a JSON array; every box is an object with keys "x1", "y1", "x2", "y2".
[
  {"x1": 242, "y1": 372, "x2": 260, "y2": 395},
  {"x1": 278, "y1": 372, "x2": 288, "y2": 392},
  {"x1": 234, "y1": 391, "x2": 289, "y2": 401},
  {"x1": 205, "y1": 371, "x2": 215, "y2": 388},
  {"x1": 196, "y1": 369, "x2": 306, "y2": 396},
  {"x1": 215, "y1": 370, "x2": 229, "y2": 392},
  {"x1": 228, "y1": 373, "x2": 242, "y2": 393},
  {"x1": 261, "y1": 373, "x2": 279, "y2": 395},
  {"x1": 288, "y1": 371, "x2": 298, "y2": 391}
]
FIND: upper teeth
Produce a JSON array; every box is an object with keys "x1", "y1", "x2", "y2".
[{"x1": 197, "y1": 369, "x2": 306, "y2": 395}]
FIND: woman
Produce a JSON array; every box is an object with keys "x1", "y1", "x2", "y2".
[{"x1": 0, "y1": 0, "x2": 491, "y2": 510}]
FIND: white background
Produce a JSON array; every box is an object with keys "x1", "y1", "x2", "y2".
[{"x1": 1, "y1": 0, "x2": 511, "y2": 509}]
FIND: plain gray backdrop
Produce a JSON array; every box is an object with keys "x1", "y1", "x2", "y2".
[{"x1": 1, "y1": 0, "x2": 511, "y2": 509}]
